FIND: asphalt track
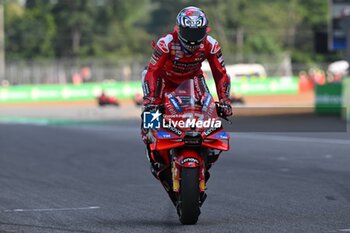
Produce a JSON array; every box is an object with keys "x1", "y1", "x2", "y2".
[{"x1": 0, "y1": 117, "x2": 350, "y2": 233}]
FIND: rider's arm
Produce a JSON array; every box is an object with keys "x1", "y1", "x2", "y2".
[
  {"x1": 206, "y1": 36, "x2": 231, "y2": 100},
  {"x1": 143, "y1": 34, "x2": 173, "y2": 102}
]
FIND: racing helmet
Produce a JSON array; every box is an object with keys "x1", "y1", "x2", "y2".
[{"x1": 176, "y1": 6, "x2": 208, "y2": 52}]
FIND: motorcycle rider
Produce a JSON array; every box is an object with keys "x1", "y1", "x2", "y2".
[
  {"x1": 142, "y1": 6, "x2": 232, "y2": 203},
  {"x1": 143, "y1": 6, "x2": 231, "y2": 113}
]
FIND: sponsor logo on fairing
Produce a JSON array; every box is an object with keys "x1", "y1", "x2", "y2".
[
  {"x1": 165, "y1": 102, "x2": 178, "y2": 116},
  {"x1": 202, "y1": 94, "x2": 212, "y2": 112},
  {"x1": 157, "y1": 130, "x2": 173, "y2": 138},
  {"x1": 212, "y1": 131, "x2": 229, "y2": 139},
  {"x1": 169, "y1": 97, "x2": 182, "y2": 112},
  {"x1": 163, "y1": 124, "x2": 183, "y2": 136},
  {"x1": 180, "y1": 157, "x2": 199, "y2": 165},
  {"x1": 203, "y1": 127, "x2": 219, "y2": 136}
]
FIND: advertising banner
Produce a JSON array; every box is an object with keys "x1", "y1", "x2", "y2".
[
  {"x1": 207, "y1": 77, "x2": 298, "y2": 96},
  {"x1": 342, "y1": 79, "x2": 350, "y2": 120},
  {"x1": 0, "y1": 78, "x2": 299, "y2": 103},
  {"x1": 315, "y1": 83, "x2": 343, "y2": 115},
  {"x1": 0, "y1": 82, "x2": 141, "y2": 103}
]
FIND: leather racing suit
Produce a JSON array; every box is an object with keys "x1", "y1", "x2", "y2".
[{"x1": 142, "y1": 30, "x2": 231, "y2": 104}]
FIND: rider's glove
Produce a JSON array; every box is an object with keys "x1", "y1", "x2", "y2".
[
  {"x1": 141, "y1": 97, "x2": 157, "y2": 133},
  {"x1": 143, "y1": 96, "x2": 159, "y2": 112},
  {"x1": 141, "y1": 96, "x2": 161, "y2": 132},
  {"x1": 217, "y1": 98, "x2": 232, "y2": 117}
]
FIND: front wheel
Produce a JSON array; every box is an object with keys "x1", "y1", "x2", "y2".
[{"x1": 178, "y1": 167, "x2": 200, "y2": 225}]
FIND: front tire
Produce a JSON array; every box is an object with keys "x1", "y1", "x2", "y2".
[{"x1": 178, "y1": 167, "x2": 200, "y2": 225}]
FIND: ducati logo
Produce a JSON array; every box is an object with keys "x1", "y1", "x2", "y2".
[
  {"x1": 211, "y1": 42, "x2": 221, "y2": 54},
  {"x1": 157, "y1": 40, "x2": 169, "y2": 53}
]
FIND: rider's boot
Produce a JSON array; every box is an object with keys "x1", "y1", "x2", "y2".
[
  {"x1": 158, "y1": 167, "x2": 177, "y2": 206},
  {"x1": 145, "y1": 147, "x2": 161, "y2": 180}
]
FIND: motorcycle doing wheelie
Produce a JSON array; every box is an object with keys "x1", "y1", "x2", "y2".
[{"x1": 141, "y1": 79, "x2": 230, "y2": 225}]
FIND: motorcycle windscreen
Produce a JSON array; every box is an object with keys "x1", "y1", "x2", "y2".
[{"x1": 163, "y1": 79, "x2": 219, "y2": 130}]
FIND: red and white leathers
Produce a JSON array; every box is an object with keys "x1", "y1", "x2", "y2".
[{"x1": 142, "y1": 30, "x2": 231, "y2": 104}]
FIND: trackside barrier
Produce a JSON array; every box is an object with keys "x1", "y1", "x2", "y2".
[
  {"x1": 314, "y1": 78, "x2": 350, "y2": 120},
  {"x1": 0, "y1": 78, "x2": 299, "y2": 103},
  {"x1": 0, "y1": 82, "x2": 141, "y2": 103},
  {"x1": 315, "y1": 83, "x2": 343, "y2": 116},
  {"x1": 217, "y1": 77, "x2": 299, "y2": 96},
  {"x1": 342, "y1": 79, "x2": 350, "y2": 120}
]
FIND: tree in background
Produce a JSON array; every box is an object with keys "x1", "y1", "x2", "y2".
[
  {"x1": 202, "y1": 0, "x2": 335, "y2": 63},
  {"x1": 5, "y1": 0, "x2": 56, "y2": 59},
  {"x1": 3, "y1": 0, "x2": 333, "y2": 63},
  {"x1": 199, "y1": 0, "x2": 304, "y2": 60},
  {"x1": 52, "y1": 0, "x2": 96, "y2": 57},
  {"x1": 146, "y1": 0, "x2": 187, "y2": 37},
  {"x1": 93, "y1": 0, "x2": 154, "y2": 59}
]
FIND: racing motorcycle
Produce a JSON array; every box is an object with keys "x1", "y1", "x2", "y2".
[{"x1": 142, "y1": 79, "x2": 230, "y2": 225}]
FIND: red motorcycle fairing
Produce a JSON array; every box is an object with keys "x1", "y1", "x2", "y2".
[
  {"x1": 148, "y1": 126, "x2": 230, "y2": 152},
  {"x1": 202, "y1": 130, "x2": 230, "y2": 151},
  {"x1": 173, "y1": 148, "x2": 202, "y2": 168}
]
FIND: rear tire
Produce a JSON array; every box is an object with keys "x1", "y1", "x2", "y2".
[{"x1": 178, "y1": 167, "x2": 200, "y2": 225}]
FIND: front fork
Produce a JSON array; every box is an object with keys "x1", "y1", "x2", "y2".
[
  {"x1": 171, "y1": 148, "x2": 207, "y2": 205},
  {"x1": 147, "y1": 146, "x2": 216, "y2": 206}
]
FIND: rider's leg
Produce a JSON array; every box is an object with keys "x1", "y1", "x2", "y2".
[
  {"x1": 145, "y1": 145, "x2": 158, "y2": 179},
  {"x1": 150, "y1": 149, "x2": 177, "y2": 206},
  {"x1": 145, "y1": 146, "x2": 170, "y2": 179}
]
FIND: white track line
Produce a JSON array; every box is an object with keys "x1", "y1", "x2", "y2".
[{"x1": 1, "y1": 206, "x2": 100, "y2": 213}]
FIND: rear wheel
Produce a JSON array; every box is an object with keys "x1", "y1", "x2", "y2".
[{"x1": 178, "y1": 167, "x2": 200, "y2": 225}]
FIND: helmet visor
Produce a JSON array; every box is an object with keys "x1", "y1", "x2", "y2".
[{"x1": 179, "y1": 26, "x2": 207, "y2": 44}]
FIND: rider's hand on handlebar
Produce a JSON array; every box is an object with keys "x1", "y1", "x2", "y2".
[
  {"x1": 143, "y1": 96, "x2": 160, "y2": 112},
  {"x1": 217, "y1": 98, "x2": 232, "y2": 118},
  {"x1": 141, "y1": 97, "x2": 161, "y2": 132}
]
